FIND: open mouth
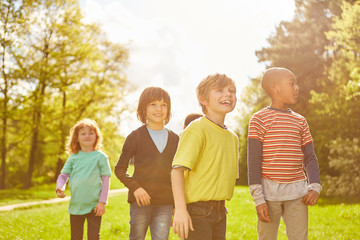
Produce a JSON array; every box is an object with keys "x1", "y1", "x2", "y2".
[{"x1": 221, "y1": 100, "x2": 231, "y2": 104}]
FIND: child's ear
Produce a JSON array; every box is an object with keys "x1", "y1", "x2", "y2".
[
  {"x1": 270, "y1": 83, "x2": 279, "y2": 95},
  {"x1": 198, "y1": 96, "x2": 208, "y2": 106}
]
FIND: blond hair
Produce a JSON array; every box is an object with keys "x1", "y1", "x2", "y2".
[
  {"x1": 196, "y1": 73, "x2": 236, "y2": 113},
  {"x1": 67, "y1": 118, "x2": 103, "y2": 154}
]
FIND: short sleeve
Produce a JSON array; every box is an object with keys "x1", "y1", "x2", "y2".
[
  {"x1": 61, "y1": 155, "x2": 73, "y2": 174},
  {"x1": 248, "y1": 114, "x2": 265, "y2": 142},
  {"x1": 172, "y1": 126, "x2": 203, "y2": 170},
  {"x1": 301, "y1": 118, "x2": 313, "y2": 146},
  {"x1": 99, "y1": 153, "x2": 112, "y2": 176}
]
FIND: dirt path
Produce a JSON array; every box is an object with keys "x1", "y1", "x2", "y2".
[{"x1": 0, "y1": 188, "x2": 128, "y2": 212}]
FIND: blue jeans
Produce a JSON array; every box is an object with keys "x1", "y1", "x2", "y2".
[
  {"x1": 186, "y1": 201, "x2": 227, "y2": 240},
  {"x1": 129, "y1": 203, "x2": 173, "y2": 240}
]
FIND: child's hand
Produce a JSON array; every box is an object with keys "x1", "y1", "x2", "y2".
[
  {"x1": 56, "y1": 189, "x2": 65, "y2": 198},
  {"x1": 94, "y1": 202, "x2": 106, "y2": 216},
  {"x1": 256, "y1": 203, "x2": 270, "y2": 223},
  {"x1": 172, "y1": 208, "x2": 194, "y2": 240},
  {"x1": 134, "y1": 187, "x2": 151, "y2": 207},
  {"x1": 302, "y1": 190, "x2": 319, "y2": 206}
]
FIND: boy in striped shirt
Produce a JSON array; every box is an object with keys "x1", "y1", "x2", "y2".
[{"x1": 247, "y1": 67, "x2": 321, "y2": 240}]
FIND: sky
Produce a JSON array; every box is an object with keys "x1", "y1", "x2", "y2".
[{"x1": 79, "y1": 0, "x2": 296, "y2": 135}]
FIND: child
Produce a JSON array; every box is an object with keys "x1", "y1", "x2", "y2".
[
  {"x1": 114, "y1": 87, "x2": 179, "y2": 240},
  {"x1": 247, "y1": 67, "x2": 321, "y2": 240},
  {"x1": 171, "y1": 73, "x2": 239, "y2": 240},
  {"x1": 183, "y1": 113, "x2": 203, "y2": 129},
  {"x1": 56, "y1": 118, "x2": 112, "y2": 240}
]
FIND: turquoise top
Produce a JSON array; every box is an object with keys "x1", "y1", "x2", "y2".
[{"x1": 61, "y1": 150, "x2": 112, "y2": 215}]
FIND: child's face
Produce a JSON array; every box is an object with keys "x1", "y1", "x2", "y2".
[
  {"x1": 202, "y1": 84, "x2": 237, "y2": 115},
  {"x1": 77, "y1": 126, "x2": 96, "y2": 150},
  {"x1": 146, "y1": 99, "x2": 168, "y2": 126},
  {"x1": 275, "y1": 71, "x2": 299, "y2": 105}
]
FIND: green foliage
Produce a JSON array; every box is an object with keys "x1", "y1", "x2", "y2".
[
  {"x1": 236, "y1": 76, "x2": 269, "y2": 185},
  {"x1": 323, "y1": 138, "x2": 360, "y2": 199},
  {"x1": 308, "y1": 0, "x2": 360, "y2": 186},
  {"x1": 237, "y1": 0, "x2": 360, "y2": 199},
  {"x1": 0, "y1": 0, "x2": 130, "y2": 189},
  {"x1": 255, "y1": 0, "x2": 343, "y2": 113}
]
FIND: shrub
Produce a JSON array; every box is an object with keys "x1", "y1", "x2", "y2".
[{"x1": 323, "y1": 138, "x2": 360, "y2": 199}]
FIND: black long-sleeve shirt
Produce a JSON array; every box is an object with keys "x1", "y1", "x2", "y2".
[{"x1": 115, "y1": 125, "x2": 179, "y2": 205}]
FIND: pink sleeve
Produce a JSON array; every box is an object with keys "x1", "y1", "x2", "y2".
[
  {"x1": 99, "y1": 176, "x2": 110, "y2": 204},
  {"x1": 56, "y1": 173, "x2": 69, "y2": 190}
]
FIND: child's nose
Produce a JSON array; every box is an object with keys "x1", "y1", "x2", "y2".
[{"x1": 225, "y1": 89, "x2": 232, "y2": 95}]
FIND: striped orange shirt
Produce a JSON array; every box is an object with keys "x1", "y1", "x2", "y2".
[{"x1": 248, "y1": 107, "x2": 313, "y2": 183}]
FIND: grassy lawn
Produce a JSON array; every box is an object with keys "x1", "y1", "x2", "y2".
[
  {"x1": 0, "y1": 171, "x2": 127, "y2": 206},
  {"x1": 0, "y1": 186, "x2": 359, "y2": 239}
]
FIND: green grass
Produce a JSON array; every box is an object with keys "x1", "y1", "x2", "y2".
[
  {"x1": 0, "y1": 170, "x2": 129, "y2": 206},
  {"x1": 1, "y1": 186, "x2": 359, "y2": 239}
]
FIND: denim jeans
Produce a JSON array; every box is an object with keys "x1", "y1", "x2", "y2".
[
  {"x1": 129, "y1": 203, "x2": 173, "y2": 240},
  {"x1": 186, "y1": 200, "x2": 227, "y2": 240},
  {"x1": 70, "y1": 211, "x2": 101, "y2": 240}
]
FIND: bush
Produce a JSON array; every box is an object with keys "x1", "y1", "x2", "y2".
[{"x1": 323, "y1": 138, "x2": 360, "y2": 199}]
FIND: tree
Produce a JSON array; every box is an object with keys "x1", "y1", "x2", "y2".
[
  {"x1": 323, "y1": 138, "x2": 360, "y2": 199},
  {"x1": 1, "y1": 0, "x2": 129, "y2": 188},
  {"x1": 235, "y1": 76, "x2": 269, "y2": 185},
  {"x1": 237, "y1": 0, "x2": 356, "y2": 186},
  {"x1": 0, "y1": 0, "x2": 26, "y2": 189},
  {"x1": 255, "y1": 0, "x2": 349, "y2": 113},
  {"x1": 310, "y1": 1, "x2": 360, "y2": 197}
]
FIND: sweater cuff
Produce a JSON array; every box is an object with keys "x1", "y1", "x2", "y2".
[
  {"x1": 128, "y1": 181, "x2": 142, "y2": 192},
  {"x1": 309, "y1": 183, "x2": 322, "y2": 194},
  {"x1": 249, "y1": 184, "x2": 266, "y2": 206}
]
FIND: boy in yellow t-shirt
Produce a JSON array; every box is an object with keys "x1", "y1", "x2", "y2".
[{"x1": 171, "y1": 73, "x2": 239, "y2": 240}]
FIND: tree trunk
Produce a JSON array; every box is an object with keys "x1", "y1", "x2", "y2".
[
  {"x1": 0, "y1": 21, "x2": 9, "y2": 189},
  {"x1": 0, "y1": 117, "x2": 6, "y2": 189},
  {"x1": 54, "y1": 90, "x2": 67, "y2": 182},
  {"x1": 25, "y1": 81, "x2": 46, "y2": 189},
  {"x1": 25, "y1": 121, "x2": 39, "y2": 189}
]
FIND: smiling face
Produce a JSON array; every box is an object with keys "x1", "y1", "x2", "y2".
[
  {"x1": 77, "y1": 126, "x2": 97, "y2": 151},
  {"x1": 146, "y1": 99, "x2": 168, "y2": 129},
  {"x1": 201, "y1": 84, "x2": 237, "y2": 116},
  {"x1": 137, "y1": 87, "x2": 171, "y2": 126}
]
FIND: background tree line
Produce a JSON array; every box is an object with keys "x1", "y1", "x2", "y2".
[
  {"x1": 236, "y1": 0, "x2": 360, "y2": 200},
  {"x1": 0, "y1": 0, "x2": 130, "y2": 189},
  {"x1": 1, "y1": 0, "x2": 359, "y2": 200}
]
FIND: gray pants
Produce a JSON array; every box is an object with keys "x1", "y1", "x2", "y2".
[{"x1": 257, "y1": 197, "x2": 308, "y2": 240}]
